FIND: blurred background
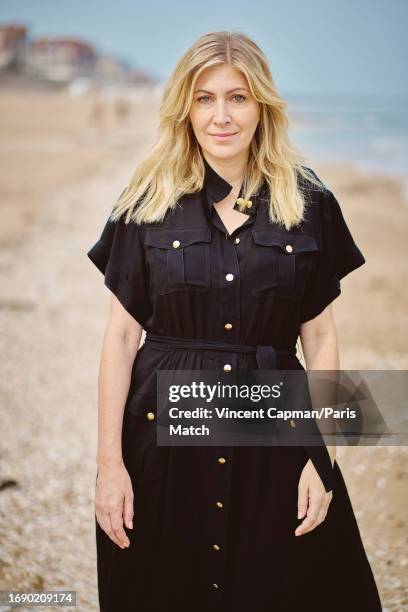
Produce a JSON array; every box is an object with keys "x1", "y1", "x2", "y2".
[{"x1": 0, "y1": 1, "x2": 407, "y2": 610}]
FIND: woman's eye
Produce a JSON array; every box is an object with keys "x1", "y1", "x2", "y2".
[{"x1": 196, "y1": 94, "x2": 247, "y2": 103}]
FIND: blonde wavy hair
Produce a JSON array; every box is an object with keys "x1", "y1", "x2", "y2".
[{"x1": 111, "y1": 30, "x2": 324, "y2": 230}]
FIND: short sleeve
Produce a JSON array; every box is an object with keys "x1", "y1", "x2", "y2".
[
  {"x1": 86, "y1": 208, "x2": 152, "y2": 327},
  {"x1": 299, "y1": 190, "x2": 366, "y2": 323}
]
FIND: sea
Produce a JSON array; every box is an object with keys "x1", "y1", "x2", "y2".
[{"x1": 287, "y1": 91, "x2": 408, "y2": 196}]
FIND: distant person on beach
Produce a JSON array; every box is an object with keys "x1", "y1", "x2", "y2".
[
  {"x1": 114, "y1": 96, "x2": 131, "y2": 125},
  {"x1": 89, "y1": 90, "x2": 106, "y2": 137}
]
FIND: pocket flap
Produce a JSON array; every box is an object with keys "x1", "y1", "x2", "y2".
[
  {"x1": 252, "y1": 230, "x2": 318, "y2": 253},
  {"x1": 145, "y1": 227, "x2": 212, "y2": 249}
]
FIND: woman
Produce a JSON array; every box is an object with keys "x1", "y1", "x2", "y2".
[{"x1": 87, "y1": 31, "x2": 382, "y2": 612}]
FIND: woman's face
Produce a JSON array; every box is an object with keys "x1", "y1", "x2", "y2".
[{"x1": 189, "y1": 64, "x2": 260, "y2": 164}]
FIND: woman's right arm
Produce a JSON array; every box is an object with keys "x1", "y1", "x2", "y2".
[{"x1": 95, "y1": 293, "x2": 143, "y2": 549}]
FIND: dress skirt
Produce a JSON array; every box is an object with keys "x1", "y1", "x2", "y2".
[{"x1": 95, "y1": 349, "x2": 382, "y2": 612}]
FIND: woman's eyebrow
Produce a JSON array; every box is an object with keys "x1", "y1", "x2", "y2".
[{"x1": 194, "y1": 87, "x2": 250, "y2": 94}]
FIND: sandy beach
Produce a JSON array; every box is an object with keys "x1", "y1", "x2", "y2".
[{"x1": 0, "y1": 88, "x2": 407, "y2": 611}]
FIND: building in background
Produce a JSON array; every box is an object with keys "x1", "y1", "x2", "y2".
[
  {"x1": 0, "y1": 24, "x2": 27, "y2": 71},
  {"x1": 24, "y1": 36, "x2": 96, "y2": 83},
  {"x1": 0, "y1": 22, "x2": 157, "y2": 92}
]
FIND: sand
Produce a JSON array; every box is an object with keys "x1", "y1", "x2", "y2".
[{"x1": 0, "y1": 88, "x2": 407, "y2": 611}]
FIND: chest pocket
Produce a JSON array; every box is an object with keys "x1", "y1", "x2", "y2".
[
  {"x1": 144, "y1": 227, "x2": 212, "y2": 294},
  {"x1": 251, "y1": 229, "x2": 318, "y2": 298}
]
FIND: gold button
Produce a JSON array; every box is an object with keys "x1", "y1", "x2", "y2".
[
  {"x1": 225, "y1": 273, "x2": 234, "y2": 282},
  {"x1": 246, "y1": 201, "x2": 252, "y2": 208},
  {"x1": 216, "y1": 501, "x2": 223, "y2": 508},
  {"x1": 290, "y1": 419, "x2": 296, "y2": 428},
  {"x1": 224, "y1": 323, "x2": 232, "y2": 330},
  {"x1": 172, "y1": 240, "x2": 180, "y2": 248},
  {"x1": 218, "y1": 457, "x2": 226, "y2": 464},
  {"x1": 212, "y1": 544, "x2": 220, "y2": 551},
  {"x1": 223, "y1": 364, "x2": 232, "y2": 372},
  {"x1": 234, "y1": 237, "x2": 240, "y2": 245},
  {"x1": 285, "y1": 244, "x2": 293, "y2": 253},
  {"x1": 146, "y1": 412, "x2": 155, "y2": 421},
  {"x1": 212, "y1": 583, "x2": 219, "y2": 589}
]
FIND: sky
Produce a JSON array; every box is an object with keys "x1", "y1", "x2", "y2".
[{"x1": 1, "y1": 0, "x2": 407, "y2": 98}]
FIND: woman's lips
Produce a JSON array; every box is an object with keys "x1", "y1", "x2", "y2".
[{"x1": 209, "y1": 132, "x2": 239, "y2": 140}]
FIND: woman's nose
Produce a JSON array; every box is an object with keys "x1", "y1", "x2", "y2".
[{"x1": 213, "y1": 101, "x2": 231, "y2": 124}]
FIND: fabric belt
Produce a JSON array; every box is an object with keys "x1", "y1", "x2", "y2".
[
  {"x1": 143, "y1": 332, "x2": 335, "y2": 494},
  {"x1": 144, "y1": 332, "x2": 297, "y2": 370}
]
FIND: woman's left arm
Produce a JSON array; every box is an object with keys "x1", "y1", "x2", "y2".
[{"x1": 295, "y1": 303, "x2": 339, "y2": 536}]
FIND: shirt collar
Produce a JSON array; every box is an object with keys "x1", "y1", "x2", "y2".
[{"x1": 202, "y1": 157, "x2": 265, "y2": 217}]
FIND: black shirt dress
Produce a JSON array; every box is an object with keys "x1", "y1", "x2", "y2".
[{"x1": 87, "y1": 158, "x2": 382, "y2": 612}]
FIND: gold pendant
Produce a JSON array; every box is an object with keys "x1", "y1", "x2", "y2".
[{"x1": 236, "y1": 197, "x2": 253, "y2": 211}]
